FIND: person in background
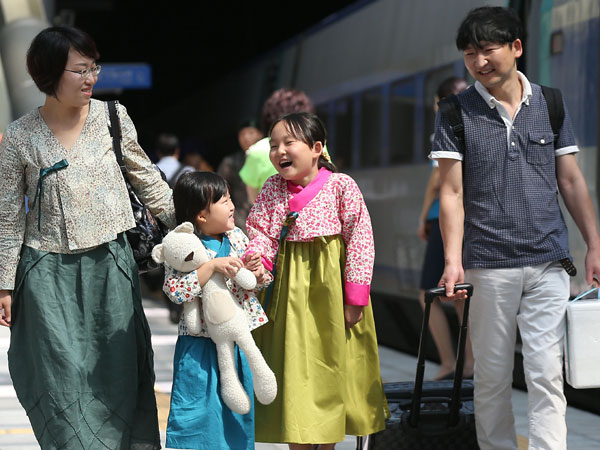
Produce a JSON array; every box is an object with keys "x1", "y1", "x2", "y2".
[
  {"x1": 237, "y1": 119, "x2": 263, "y2": 152},
  {"x1": 417, "y1": 76, "x2": 473, "y2": 380},
  {"x1": 239, "y1": 88, "x2": 315, "y2": 204},
  {"x1": 433, "y1": 6, "x2": 600, "y2": 449},
  {"x1": 217, "y1": 119, "x2": 262, "y2": 232},
  {"x1": 147, "y1": 133, "x2": 197, "y2": 324},
  {"x1": 246, "y1": 112, "x2": 388, "y2": 449},
  {"x1": 184, "y1": 149, "x2": 214, "y2": 172},
  {"x1": 155, "y1": 132, "x2": 195, "y2": 187},
  {"x1": 0, "y1": 25, "x2": 173, "y2": 449}
]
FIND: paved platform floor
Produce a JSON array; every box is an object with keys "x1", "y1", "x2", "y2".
[{"x1": 1, "y1": 297, "x2": 599, "y2": 449}]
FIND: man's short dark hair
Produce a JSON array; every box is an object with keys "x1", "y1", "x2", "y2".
[
  {"x1": 456, "y1": 6, "x2": 523, "y2": 51},
  {"x1": 27, "y1": 26, "x2": 99, "y2": 97},
  {"x1": 237, "y1": 118, "x2": 259, "y2": 132},
  {"x1": 155, "y1": 133, "x2": 180, "y2": 157}
]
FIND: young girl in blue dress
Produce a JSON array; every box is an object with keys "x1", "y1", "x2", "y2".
[{"x1": 162, "y1": 171, "x2": 270, "y2": 450}]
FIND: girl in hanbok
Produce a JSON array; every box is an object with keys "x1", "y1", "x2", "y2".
[
  {"x1": 245, "y1": 112, "x2": 389, "y2": 449},
  {"x1": 163, "y1": 171, "x2": 270, "y2": 450}
]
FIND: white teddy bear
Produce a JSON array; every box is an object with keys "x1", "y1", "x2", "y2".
[{"x1": 151, "y1": 222, "x2": 277, "y2": 414}]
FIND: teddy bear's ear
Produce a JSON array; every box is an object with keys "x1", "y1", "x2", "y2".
[
  {"x1": 151, "y1": 243, "x2": 165, "y2": 263},
  {"x1": 174, "y1": 222, "x2": 195, "y2": 234}
]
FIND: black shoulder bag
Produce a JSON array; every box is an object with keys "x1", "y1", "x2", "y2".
[{"x1": 107, "y1": 100, "x2": 168, "y2": 273}]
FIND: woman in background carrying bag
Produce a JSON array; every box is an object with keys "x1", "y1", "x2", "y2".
[{"x1": 0, "y1": 26, "x2": 174, "y2": 449}]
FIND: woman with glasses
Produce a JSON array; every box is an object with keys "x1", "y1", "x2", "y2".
[{"x1": 0, "y1": 26, "x2": 174, "y2": 449}]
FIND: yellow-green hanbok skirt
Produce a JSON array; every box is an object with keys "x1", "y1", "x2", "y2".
[{"x1": 253, "y1": 235, "x2": 389, "y2": 444}]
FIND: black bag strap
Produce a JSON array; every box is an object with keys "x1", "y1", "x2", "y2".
[
  {"x1": 410, "y1": 283, "x2": 474, "y2": 428},
  {"x1": 540, "y1": 85, "x2": 565, "y2": 143},
  {"x1": 438, "y1": 94, "x2": 465, "y2": 152},
  {"x1": 439, "y1": 87, "x2": 566, "y2": 152},
  {"x1": 168, "y1": 163, "x2": 187, "y2": 187},
  {"x1": 107, "y1": 100, "x2": 126, "y2": 171}
]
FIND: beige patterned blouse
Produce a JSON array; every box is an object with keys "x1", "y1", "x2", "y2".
[{"x1": 0, "y1": 99, "x2": 175, "y2": 290}]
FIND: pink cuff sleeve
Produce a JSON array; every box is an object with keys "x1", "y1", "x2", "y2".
[
  {"x1": 344, "y1": 281, "x2": 370, "y2": 306},
  {"x1": 241, "y1": 250, "x2": 274, "y2": 273},
  {"x1": 261, "y1": 256, "x2": 273, "y2": 272}
]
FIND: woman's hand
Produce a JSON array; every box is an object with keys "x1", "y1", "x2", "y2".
[
  {"x1": 211, "y1": 257, "x2": 244, "y2": 278},
  {"x1": 0, "y1": 290, "x2": 12, "y2": 327},
  {"x1": 344, "y1": 304, "x2": 364, "y2": 329}
]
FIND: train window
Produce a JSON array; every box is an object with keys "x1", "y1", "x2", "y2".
[
  {"x1": 423, "y1": 66, "x2": 456, "y2": 158},
  {"x1": 332, "y1": 98, "x2": 353, "y2": 171},
  {"x1": 315, "y1": 105, "x2": 330, "y2": 134},
  {"x1": 360, "y1": 88, "x2": 383, "y2": 167},
  {"x1": 389, "y1": 78, "x2": 416, "y2": 164}
]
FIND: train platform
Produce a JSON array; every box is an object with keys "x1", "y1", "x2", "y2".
[{"x1": 1, "y1": 296, "x2": 599, "y2": 449}]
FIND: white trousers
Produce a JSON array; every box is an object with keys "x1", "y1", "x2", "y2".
[{"x1": 465, "y1": 261, "x2": 569, "y2": 450}]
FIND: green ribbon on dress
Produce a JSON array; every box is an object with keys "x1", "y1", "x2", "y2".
[{"x1": 30, "y1": 159, "x2": 69, "y2": 231}]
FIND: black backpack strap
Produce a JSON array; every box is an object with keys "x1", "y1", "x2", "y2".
[
  {"x1": 540, "y1": 85, "x2": 565, "y2": 144},
  {"x1": 168, "y1": 163, "x2": 187, "y2": 188},
  {"x1": 438, "y1": 94, "x2": 465, "y2": 152},
  {"x1": 107, "y1": 100, "x2": 126, "y2": 170}
]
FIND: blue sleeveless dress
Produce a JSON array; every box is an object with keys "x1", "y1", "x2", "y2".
[{"x1": 166, "y1": 235, "x2": 254, "y2": 450}]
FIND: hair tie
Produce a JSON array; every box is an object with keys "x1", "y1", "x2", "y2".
[{"x1": 321, "y1": 146, "x2": 331, "y2": 162}]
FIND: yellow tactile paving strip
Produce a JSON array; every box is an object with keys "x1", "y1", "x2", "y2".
[
  {"x1": 518, "y1": 435, "x2": 529, "y2": 449},
  {"x1": 0, "y1": 427, "x2": 34, "y2": 435},
  {"x1": 0, "y1": 390, "x2": 172, "y2": 437},
  {"x1": 156, "y1": 389, "x2": 171, "y2": 430},
  {"x1": 0, "y1": 390, "x2": 531, "y2": 449}
]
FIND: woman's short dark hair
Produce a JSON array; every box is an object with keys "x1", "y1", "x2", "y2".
[
  {"x1": 27, "y1": 25, "x2": 100, "y2": 97},
  {"x1": 173, "y1": 171, "x2": 230, "y2": 227},
  {"x1": 456, "y1": 6, "x2": 523, "y2": 51},
  {"x1": 269, "y1": 112, "x2": 337, "y2": 173}
]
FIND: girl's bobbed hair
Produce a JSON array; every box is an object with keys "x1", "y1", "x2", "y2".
[
  {"x1": 269, "y1": 112, "x2": 337, "y2": 173},
  {"x1": 173, "y1": 171, "x2": 229, "y2": 226}
]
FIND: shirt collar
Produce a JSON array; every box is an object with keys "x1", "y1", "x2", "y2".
[{"x1": 474, "y1": 71, "x2": 532, "y2": 109}]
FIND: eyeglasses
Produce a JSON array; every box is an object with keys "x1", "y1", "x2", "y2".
[{"x1": 64, "y1": 65, "x2": 102, "y2": 79}]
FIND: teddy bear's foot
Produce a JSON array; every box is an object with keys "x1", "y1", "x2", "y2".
[
  {"x1": 221, "y1": 379, "x2": 251, "y2": 415},
  {"x1": 254, "y1": 368, "x2": 277, "y2": 405}
]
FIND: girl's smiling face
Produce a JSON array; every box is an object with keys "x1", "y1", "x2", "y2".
[
  {"x1": 269, "y1": 121, "x2": 322, "y2": 187},
  {"x1": 196, "y1": 191, "x2": 235, "y2": 239}
]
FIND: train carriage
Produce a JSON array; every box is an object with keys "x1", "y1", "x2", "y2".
[
  {"x1": 178, "y1": 0, "x2": 600, "y2": 413},
  {"x1": 1, "y1": 0, "x2": 597, "y2": 415}
]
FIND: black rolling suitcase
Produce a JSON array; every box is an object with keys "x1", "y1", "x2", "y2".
[{"x1": 359, "y1": 284, "x2": 479, "y2": 450}]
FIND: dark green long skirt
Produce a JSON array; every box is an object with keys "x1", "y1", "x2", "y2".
[{"x1": 8, "y1": 234, "x2": 161, "y2": 449}]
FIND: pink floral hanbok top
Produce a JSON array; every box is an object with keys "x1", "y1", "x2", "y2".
[{"x1": 246, "y1": 168, "x2": 374, "y2": 306}]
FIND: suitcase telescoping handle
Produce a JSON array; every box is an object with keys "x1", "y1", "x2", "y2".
[{"x1": 409, "y1": 283, "x2": 474, "y2": 428}]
